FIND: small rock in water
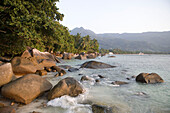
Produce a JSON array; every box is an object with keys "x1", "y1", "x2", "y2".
[
  {"x1": 92, "y1": 104, "x2": 113, "y2": 113},
  {"x1": 131, "y1": 75, "x2": 136, "y2": 78},
  {"x1": 80, "y1": 76, "x2": 92, "y2": 81},
  {"x1": 95, "y1": 79, "x2": 100, "y2": 82},
  {"x1": 98, "y1": 75, "x2": 105, "y2": 78},
  {"x1": 134, "y1": 92, "x2": 148, "y2": 97},
  {"x1": 111, "y1": 81, "x2": 128, "y2": 85},
  {"x1": 126, "y1": 78, "x2": 130, "y2": 80},
  {"x1": 78, "y1": 74, "x2": 83, "y2": 76},
  {"x1": 68, "y1": 67, "x2": 79, "y2": 72}
]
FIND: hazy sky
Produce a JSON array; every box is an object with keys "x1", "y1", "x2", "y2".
[{"x1": 57, "y1": 0, "x2": 170, "y2": 33}]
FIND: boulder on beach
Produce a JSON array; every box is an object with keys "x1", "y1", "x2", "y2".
[
  {"x1": 92, "y1": 104, "x2": 113, "y2": 113},
  {"x1": 51, "y1": 66, "x2": 66, "y2": 75},
  {"x1": 62, "y1": 53, "x2": 73, "y2": 60},
  {"x1": 39, "y1": 59, "x2": 56, "y2": 68},
  {"x1": 80, "y1": 61, "x2": 116, "y2": 69},
  {"x1": 75, "y1": 52, "x2": 87, "y2": 60},
  {"x1": 136, "y1": 73, "x2": 164, "y2": 84},
  {"x1": 1, "y1": 74, "x2": 52, "y2": 104},
  {"x1": 48, "y1": 77, "x2": 84, "y2": 100},
  {"x1": 87, "y1": 53, "x2": 97, "y2": 59},
  {"x1": 11, "y1": 57, "x2": 44, "y2": 75},
  {"x1": 0, "y1": 63, "x2": 13, "y2": 87}
]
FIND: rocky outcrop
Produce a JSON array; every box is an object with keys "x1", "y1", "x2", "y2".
[
  {"x1": 92, "y1": 104, "x2": 113, "y2": 113},
  {"x1": 1, "y1": 74, "x2": 52, "y2": 104},
  {"x1": 136, "y1": 73, "x2": 164, "y2": 84},
  {"x1": 11, "y1": 57, "x2": 44, "y2": 75},
  {"x1": 0, "y1": 63, "x2": 13, "y2": 87},
  {"x1": 48, "y1": 77, "x2": 84, "y2": 100},
  {"x1": 81, "y1": 61, "x2": 116, "y2": 69}
]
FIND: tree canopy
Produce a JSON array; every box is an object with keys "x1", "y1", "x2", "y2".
[{"x1": 0, "y1": 0, "x2": 99, "y2": 57}]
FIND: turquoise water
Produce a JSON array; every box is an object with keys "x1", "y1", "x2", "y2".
[{"x1": 19, "y1": 54, "x2": 170, "y2": 113}]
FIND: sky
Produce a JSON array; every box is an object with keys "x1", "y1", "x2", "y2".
[{"x1": 57, "y1": 0, "x2": 170, "y2": 33}]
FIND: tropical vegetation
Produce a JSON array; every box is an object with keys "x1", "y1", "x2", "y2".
[{"x1": 0, "y1": 0, "x2": 99, "y2": 57}]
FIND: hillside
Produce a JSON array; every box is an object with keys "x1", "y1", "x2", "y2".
[{"x1": 71, "y1": 27, "x2": 170, "y2": 52}]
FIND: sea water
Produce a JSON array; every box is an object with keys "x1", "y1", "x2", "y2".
[{"x1": 18, "y1": 54, "x2": 170, "y2": 113}]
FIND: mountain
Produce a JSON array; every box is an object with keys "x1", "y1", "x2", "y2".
[{"x1": 70, "y1": 27, "x2": 170, "y2": 52}]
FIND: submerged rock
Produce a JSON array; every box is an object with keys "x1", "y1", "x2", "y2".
[
  {"x1": 1, "y1": 74, "x2": 52, "y2": 104},
  {"x1": 48, "y1": 77, "x2": 84, "y2": 100},
  {"x1": 0, "y1": 63, "x2": 13, "y2": 87},
  {"x1": 58, "y1": 65, "x2": 71, "y2": 69},
  {"x1": 92, "y1": 104, "x2": 113, "y2": 113},
  {"x1": 68, "y1": 67, "x2": 79, "y2": 72},
  {"x1": 108, "y1": 56, "x2": 116, "y2": 58},
  {"x1": 81, "y1": 61, "x2": 116, "y2": 69},
  {"x1": 111, "y1": 81, "x2": 128, "y2": 85},
  {"x1": 136, "y1": 73, "x2": 164, "y2": 84}
]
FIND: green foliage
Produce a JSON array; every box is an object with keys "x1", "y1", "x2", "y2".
[
  {"x1": 73, "y1": 33, "x2": 99, "y2": 53},
  {"x1": 0, "y1": 0, "x2": 63, "y2": 56},
  {"x1": 99, "y1": 48, "x2": 109, "y2": 54},
  {"x1": 0, "y1": 0, "x2": 99, "y2": 56}
]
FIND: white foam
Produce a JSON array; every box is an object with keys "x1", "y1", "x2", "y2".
[{"x1": 47, "y1": 90, "x2": 92, "y2": 113}]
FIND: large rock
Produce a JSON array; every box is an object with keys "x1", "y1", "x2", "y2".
[
  {"x1": 81, "y1": 61, "x2": 116, "y2": 69},
  {"x1": 0, "y1": 63, "x2": 13, "y2": 87},
  {"x1": 1, "y1": 74, "x2": 52, "y2": 104},
  {"x1": 92, "y1": 104, "x2": 113, "y2": 113},
  {"x1": 48, "y1": 77, "x2": 84, "y2": 100},
  {"x1": 136, "y1": 73, "x2": 164, "y2": 84},
  {"x1": 11, "y1": 57, "x2": 44, "y2": 75}
]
